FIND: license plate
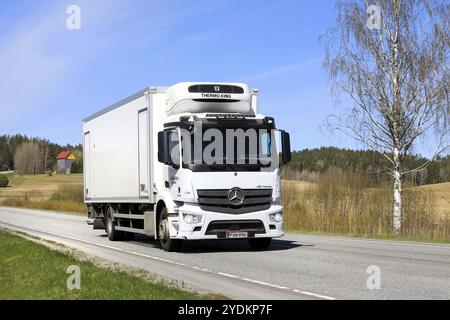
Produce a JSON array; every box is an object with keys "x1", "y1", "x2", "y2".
[{"x1": 226, "y1": 231, "x2": 248, "y2": 239}]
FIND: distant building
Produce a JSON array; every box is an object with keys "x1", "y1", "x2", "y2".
[{"x1": 55, "y1": 151, "x2": 77, "y2": 174}]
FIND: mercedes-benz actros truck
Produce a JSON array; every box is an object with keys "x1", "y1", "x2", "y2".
[{"x1": 83, "y1": 82, "x2": 291, "y2": 251}]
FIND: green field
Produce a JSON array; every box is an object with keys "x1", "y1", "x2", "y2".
[{"x1": 0, "y1": 230, "x2": 221, "y2": 300}]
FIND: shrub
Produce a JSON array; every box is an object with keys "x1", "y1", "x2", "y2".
[
  {"x1": 0, "y1": 174, "x2": 9, "y2": 187},
  {"x1": 71, "y1": 159, "x2": 83, "y2": 174}
]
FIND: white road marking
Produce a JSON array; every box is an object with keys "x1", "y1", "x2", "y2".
[{"x1": 0, "y1": 219, "x2": 337, "y2": 300}]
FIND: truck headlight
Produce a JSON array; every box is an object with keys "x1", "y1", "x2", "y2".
[
  {"x1": 183, "y1": 213, "x2": 202, "y2": 224},
  {"x1": 269, "y1": 212, "x2": 283, "y2": 223}
]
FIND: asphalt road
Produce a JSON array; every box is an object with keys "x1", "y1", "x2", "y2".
[{"x1": 0, "y1": 207, "x2": 449, "y2": 300}]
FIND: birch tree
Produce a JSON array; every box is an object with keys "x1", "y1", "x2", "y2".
[{"x1": 323, "y1": 0, "x2": 449, "y2": 234}]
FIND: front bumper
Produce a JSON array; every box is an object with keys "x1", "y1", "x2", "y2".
[{"x1": 167, "y1": 203, "x2": 284, "y2": 240}]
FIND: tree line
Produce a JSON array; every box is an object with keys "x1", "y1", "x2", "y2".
[
  {"x1": 283, "y1": 147, "x2": 450, "y2": 186},
  {"x1": 0, "y1": 134, "x2": 83, "y2": 174},
  {"x1": 2, "y1": 135, "x2": 449, "y2": 186}
]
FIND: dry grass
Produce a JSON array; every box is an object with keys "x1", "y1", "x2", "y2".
[
  {"x1": 2, "y1": 198, "x2": 85, "y2": 214},
  {"x1": 410, "y1": 182, "x2": 450, "y2": 218},
  {"x1": 282, "y1": 172, "x2": 450, "y2": 241},
  {"x1": 0, "y1": 174, "x2": 84, "y2": 214},
  {"x1": 50, "y1": 184, "x2": 84, "y2": 203},
  {"x1": 2, "y1": 174, "x2": 448, "y2": 241},
  {"x1": 0, "y1": 174, "x2": 83, "y2": 202},
  {"x1": 282, "y1": 180, "x2": 317, "y2": 192}
]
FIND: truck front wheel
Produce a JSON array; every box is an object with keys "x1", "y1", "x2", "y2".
[
  {"x1": 248, "y1": 238, "x2": 272, "y2": 250},
  {"x1": 158, "y1": 208, "x2": 182, "y2": 252}
]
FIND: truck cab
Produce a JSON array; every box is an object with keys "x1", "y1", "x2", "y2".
[{"x1": 154, "y1": 83, "x2": 291, "y2": 250}]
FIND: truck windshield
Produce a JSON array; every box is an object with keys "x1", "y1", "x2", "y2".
[{"x1": 177, "y1": 122, "x2": 279, "y2": 172}]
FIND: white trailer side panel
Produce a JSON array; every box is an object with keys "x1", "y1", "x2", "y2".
[{"x1": 83, "y1": 94, "x2": 151, "y2": 203}]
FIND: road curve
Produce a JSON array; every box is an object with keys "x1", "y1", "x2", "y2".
[{"x1": 0, "y1": 207, "x2": 449, "y2": 300}]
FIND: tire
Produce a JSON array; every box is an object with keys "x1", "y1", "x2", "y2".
[
  {"x1": 158, "y1": 207, "x2": 182, "y2": 252},
  {"x1": 248, "y1": 238, "x2": 272, "y2": 250},
  {"x1": 105, "y1": 207, "x2": 124, "y2": 241},
  {"x1": 123, "y1": 232, "x2": 135, "y2": 241}
]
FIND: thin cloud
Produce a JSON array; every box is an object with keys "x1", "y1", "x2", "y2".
[
  {"x1": 184, "y1": 31, "x2": 217, "y2": 42},
  {"x1": 238, "y1": 58, "x2": 321, "y2": 82}
]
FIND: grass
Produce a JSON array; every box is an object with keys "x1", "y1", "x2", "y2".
[
  {"x1": 286, "y1": 228, "x2": 450, "y2": 244},
  {"x1": 6, "y1": 173, "x2": 83, "y2": 186},
  {"x1": 1, "y1": 198, "x2": 85, "y2": 214},
  {"x1": 282, "y1": 172, "x2": 450, "y2": 242},
  {"x1": 0, "y1": 174, "x2": 85, "y2": 214},
  {"x1": 0, "y1": 174, "x2": 83, "y2": 201},
  {"x1": 410, "y1": 182, "x2": 450, "y2": 218},
  {"x1": 1, "y1": 173, "x2": 449, "y2": 242},
  {"x1": 0, "y1": 229, "x2": 222, "y2": 300},
  {"x1": 50, "y1": 184, "x2": 84, "y2": 203}
]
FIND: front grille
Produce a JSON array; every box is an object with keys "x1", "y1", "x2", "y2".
[
  {"x1": 205, "y1": 220, "x2": 266, "y2": 235},
  {"x1": 197, "y1": 189, "x2": 272, "y2": 214}
]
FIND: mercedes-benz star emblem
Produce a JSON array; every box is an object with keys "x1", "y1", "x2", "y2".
[{"x1": 228, "y1": 187, "x2": 244, "y2": 206}]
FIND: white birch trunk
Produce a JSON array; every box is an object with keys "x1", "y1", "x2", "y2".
[{"x1": 393, "y1": 147, "x2": 402, "y2": 234}]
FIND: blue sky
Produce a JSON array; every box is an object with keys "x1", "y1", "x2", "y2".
[{"x1": 1, "y1": 0, "x2": 433, "y2": 155}]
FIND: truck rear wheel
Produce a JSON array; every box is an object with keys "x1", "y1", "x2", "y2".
[
  {"x1": 158, "y1": 208, "x2": 182, "y2": 252},
  {"x1": 123, "y1": 232, "x2": 134, "y2": 241},
  {"x1": 248, "y1": 238, "x2": 272, "y2": 250},
  {"x1": 106, "y1": 207, "x2": 124, "y2": 241}
]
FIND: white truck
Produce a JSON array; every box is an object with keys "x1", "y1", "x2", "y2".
[{"x1": 83, "y1": 82, "x2": 291, "y2": 251}]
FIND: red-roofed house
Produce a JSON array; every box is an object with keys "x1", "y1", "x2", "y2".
[{"x1": 56, "y1": 151, "x2": 77, "y2": 174}]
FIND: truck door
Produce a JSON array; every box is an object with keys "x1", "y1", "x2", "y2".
[
  {"x1": 168, "y1": 128, "x2": 182, "y2": 200},
  {"x1": 138, "y1": 109, "x2": 149, "y2": 198}
]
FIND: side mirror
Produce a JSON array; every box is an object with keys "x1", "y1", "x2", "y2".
[
  {"x1": 158, "y1": 129, "x2": 180, "y2": 169},
  {"x1": 158, "y1": 131, "x2": 170, "y2": 165},
  {"x1": 281, "y1": 131, "x2": 291, "y2": 164}
]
